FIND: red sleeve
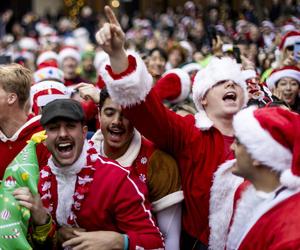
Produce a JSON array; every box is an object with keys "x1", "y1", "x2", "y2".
[
  {"x1": 113, "y1": 173, "x2": 164, "y2": 249},
  {"x1": 123, "y1": 89, "x2": 197, "y2": 156}
]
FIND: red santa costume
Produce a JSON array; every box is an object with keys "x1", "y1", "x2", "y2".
[
  {"x1": 0, "y1": 115, "x2": 50, "y2": 179},
  {"x1": 222, "y1": 107, "x2": 300, "y2": 250},
  {"x1": 101, "y1": 52, "x2": 248, "y2": 246},
  {"x1": 92, "y1": 128, "x2": 184, "y2": 249},
  {"x1": 39, "y1": 140, "x2": 164, "y2": 249}
]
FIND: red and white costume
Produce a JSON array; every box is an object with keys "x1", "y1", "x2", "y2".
[
  {"x1": 210, "y1": 107, "x2": 300, "y2": 250},
  {"x1": 92, "y1": 129, "x2": 183, "y2": 250},
  {"x1": 100, "y1": 53, "x2": 248, "y2": 245},
  {"x1": 39, "y1": 140, "x2": 164, "y2": 250},
  {"x1": 0, "y1": 115, "x2": 50, "y2": 180}
]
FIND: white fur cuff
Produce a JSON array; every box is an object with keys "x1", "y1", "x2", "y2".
[
  {"x1": 152, "y1": 191, "x2": 184, "y2": 212},
  {"x1": 280, "y1": 169, "x2": 300, "y2": 189},
  {"x1": 101, "y1": 52, "x2": 153, "y2": 107}
]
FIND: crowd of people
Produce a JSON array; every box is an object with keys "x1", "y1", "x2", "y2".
[{"x1": 0, "y1": 0, "x2": 299, "y2": 249}]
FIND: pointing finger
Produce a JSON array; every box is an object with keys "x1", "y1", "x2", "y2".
[{"x1": 104, "y1": 5, "x2": 120, "y2": 26}]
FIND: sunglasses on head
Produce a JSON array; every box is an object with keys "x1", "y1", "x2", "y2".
[{"x1": 285, "y1": 45, "x2": 294, "y2": 51}]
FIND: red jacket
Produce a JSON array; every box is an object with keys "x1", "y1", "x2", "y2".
[
  {"x1": 39, "y1": 150, "x2": 164, "y2": 250},
  {"x1": 103, "y1": 54, "x2": 234, "y2": 245},
  {"x1": 0, "y1": 115, "x2": 50, "y2": 180}
]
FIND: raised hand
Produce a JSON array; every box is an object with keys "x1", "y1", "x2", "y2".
[
  {"x1": 74, "y1": 83, "x2": 100, "y2": 104},
  {"x1": 95, "y1": 6, "x2": 125, "y2": 56},
  {"x1": 95, "y1": 6, "x2": 128, "y2": 73}
]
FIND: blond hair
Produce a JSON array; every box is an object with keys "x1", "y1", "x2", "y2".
[{"x1": 0, "y1": 63, "x2": 32, "y2": 107}]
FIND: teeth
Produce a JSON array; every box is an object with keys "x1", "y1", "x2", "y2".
[{"x1": 58, "y1": 143, "x2": 72, "y2": 147}]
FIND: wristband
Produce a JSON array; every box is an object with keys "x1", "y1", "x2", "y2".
[{"x1": 123, "y1": 234, "x2": 129, "y2": 250}]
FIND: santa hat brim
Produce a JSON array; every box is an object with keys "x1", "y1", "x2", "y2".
[
  {"x1": 266, "y1": 69, "x2": 300, "y2": 90},
  {"x1": 233, "y1": 107, "x2": 292, "y2": 173}
]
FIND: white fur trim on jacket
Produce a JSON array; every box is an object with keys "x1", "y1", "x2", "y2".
[
  {"x1": 101, "y1": 51, "x2": 153, "y2": 107},
  {"x1": 209, "y1": 159, "x2": 244, "y2": 250},
  {"x1": 152, "y1": 191, "x2": 184, "y2": 212},
  {"x1": 192, "y1": 56, "x2": 248, "y2": 112},
  {"x1": 280, "y1": 169, "x2": 300, "y2": 189},
  {"x1": 163, "y1": 68, "x2": 191, "y2": 104},
  {"x1": 91, "y1": 128, "x2": 141, "y2": 167},
  {"x1": 233, "y1": 107, "x2": 292, "y2": 173},
  {"x1": 266, "y1": 69, "x2": 300, "y2": 90}
]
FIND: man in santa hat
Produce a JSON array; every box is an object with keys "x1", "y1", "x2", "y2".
[
  {"x1": 0, "y1": 63, "x2": 50, "y2": 180},
  {"x1": 221, "y1": 107, "x2": 300, "y2": 250},
  {"x1": 95, "y1": 6, "x2": 248, "y2": 249}
]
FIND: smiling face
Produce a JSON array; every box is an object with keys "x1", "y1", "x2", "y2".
[
  {"x1": 147, "y1": 50, "x2": 166, "y2": 79},
  {"x1": 99, "y1": 98, "x2": 134, "y2": 158},
  {"x1": 275, "y1": 77, "x2": 299, "y2": 105},
  {"x1": 45, "y1": 119, "x2": 87, "y2": 168},
  {"x1": 201, "y1": 80, "x2": 245, "y2": 119}
]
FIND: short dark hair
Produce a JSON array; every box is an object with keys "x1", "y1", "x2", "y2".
[
  {"x1": 148, "y1": 47, "x2": 168, "y2": 62},
  {"x1": 98, "y1": 87, "x2": 110, "y2": 111}
]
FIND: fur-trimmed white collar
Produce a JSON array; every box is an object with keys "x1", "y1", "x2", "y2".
[
  {"x1": 48, "y1": 140, "x2": 89, "y2": 226},
  {"x1": 226, "y1": 185, "x2": 297, "y2": 250},
  {"x1": 209, "y1": 159, "x2": 243, "y2": 250},
  {"x1": 91, "y1": 129, "x2": 141, "y2": 167}
]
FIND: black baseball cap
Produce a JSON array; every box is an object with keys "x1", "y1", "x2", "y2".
[{"x1": 40, "y1": 99, "x2": 85, "y2": 126}]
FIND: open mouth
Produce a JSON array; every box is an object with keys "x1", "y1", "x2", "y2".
[
  {"x1": 107, "y1": 127, "x2": 125, "y2": 141},
  {"x1": 56, "y1": 142, "x2": 74, "y2": 153},
  {"x1": 223, "y1": 92, "x2": 237, "y2": 102}
]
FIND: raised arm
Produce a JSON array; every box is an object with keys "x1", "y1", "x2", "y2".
[{"x1": 96, "y1": 6, "x2": 194, "y2": 155}]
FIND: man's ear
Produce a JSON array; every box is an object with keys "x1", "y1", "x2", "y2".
[{"x1": 7, "y1": 93, "x2": 17, "y2": 105}]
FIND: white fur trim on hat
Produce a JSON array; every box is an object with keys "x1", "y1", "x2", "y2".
[
  {"x1": 192, "y1": 56, "x2": 248, "y2": 112},
  {"x1": 280, "y1": 169, "x2": 300, "y2": 189},
  {"x1": 233, "y1": 107, "x2": 292, "y2": 172},
  {"x1": 101, "y1": 51, "x2": 153, "y2": 107},
  {"x1": 152, "y1": 191, "x2": 184, "y2": 212},
  {"x1": 181, "y1": 62, "x2": 202, "y2": 74},
  {"x1": 31, "y1": 80, "x2": 69, "y2": 106},
  {"x1": 194, "y1": 109, "x2": 214, "y2": 130},
  {"x1": 58, "y1": 48, "x2": 81, "y2": 65},
  {"x1": 34, "y1": 67, "x2": 64, "y2": 83},
  {"x1": 242, "y1": 69, "x2": 257, "y2": 81},
  {"x1": 266, "y1": 69, "x2": 300, "y2": 90},
  {"x1": 163, "y1": 68, "x2": 191, "y2": 104},
  {"x1": 37, "y1": 51, "x2": 58, "y2": 66},
  {"x1": 283, "y1": 35, "x2": 300, "y2": 49},
  {"x1": 37, "y1": 94, "x2": 69, "y2": 107},
  {"x1": 19, "y1": 37, "x2": 38, "y2": 51}
]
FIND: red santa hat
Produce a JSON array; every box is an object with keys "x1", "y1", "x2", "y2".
[
  {"x1": 58, "y1": 47, "x2": 81, "y2": 65},
  {"x1": 30, "y1": 80, "x2": 70, "y2": 115},
  {"x1": 266, "y1": 66, "x2": 300, "y2": 90},
  {"x1": 34, "y1": 59, "x2": 64, "y2": 84},
  {"x1": 279, "y1": 31, "x2": 300, "y2": 50},
  {"x1": 153, "y1": 68, "x2": 191, "y2": 104},
  {"x1": 193, "y1": 57, "x2": 248, "y2": 110},
  {"x1": 192, "y1": 57, "x2": 248, "y2": 129},
  {"x1": 233, "y1": 106, "x2": 300, "y2": 189},
  {"x1": 19, "y1": 37, "x2": 38, "y2": 51}
]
